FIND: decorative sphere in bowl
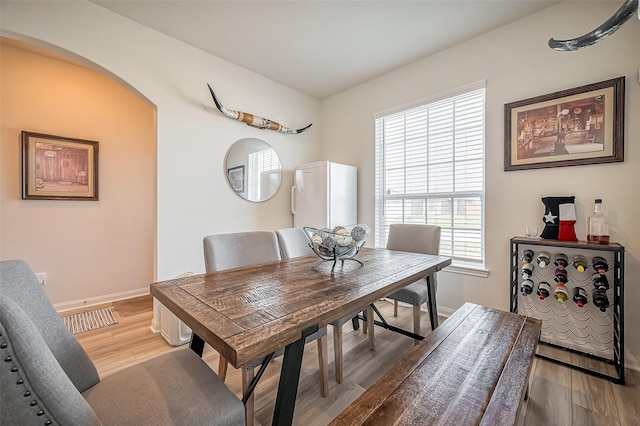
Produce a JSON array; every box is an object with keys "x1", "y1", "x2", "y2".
[{"x1": 303, "y1": 224, "x2": 370, "y2": 262}]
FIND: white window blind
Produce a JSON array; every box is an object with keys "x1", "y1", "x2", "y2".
[
  {"x1": 375, "y1": 87, "x2": 485, "y2": 265},
  {"x1": 247, "y1": 148, "x2": 280, "y2": 201}
]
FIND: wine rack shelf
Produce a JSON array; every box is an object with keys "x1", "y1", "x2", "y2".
[{"x1": 509, "y1": 237, "x2": 625, "y2": 384}]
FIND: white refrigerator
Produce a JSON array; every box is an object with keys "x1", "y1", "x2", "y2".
[{"x1": 291, "y1": 161, "x2": 357, "y2": 228}]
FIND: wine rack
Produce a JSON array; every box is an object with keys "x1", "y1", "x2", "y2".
[{"x1": 509, "y1": 237, "x2": 625, "y2": 384}]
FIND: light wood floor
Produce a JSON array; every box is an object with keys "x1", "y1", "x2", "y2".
[{"x1": 73, "y1": 299, "x2": 640, "y2": 426}]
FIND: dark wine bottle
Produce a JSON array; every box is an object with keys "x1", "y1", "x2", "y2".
[
  {"x1": 591, "y1": 272, "x2": 609, "y2": 290},
  {"x1": 521, "y1": 263, "x2": 534, "y2": 280},
  {"x1": 537, "y1": 282, "x2": 551, "y2": 300},
  {"x1": 554, "y1": 267, "x2": 568, "y2": 285},
  {"x1": 554, "y1": 253, "x2": 569, "y2": 270},
  {"x1": 572, "y1": 287, "x2": 588, "y2": 308},
  {"x1": 592, "y1": 287, "x2": 610, "y2": 312},
  {"x1": 521, "y1": 279, "x2": 534, "y2": 296},
  {"x1": 592, "y1": 256, "x2": 609, "y2": 275},
  {"x1": 521, "y1": 249, "x2": 534, "y2": 264}
]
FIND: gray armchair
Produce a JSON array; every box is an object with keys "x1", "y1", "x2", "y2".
[{"x1": 0, "y1": 259, "x2": 244, "y2": 426}]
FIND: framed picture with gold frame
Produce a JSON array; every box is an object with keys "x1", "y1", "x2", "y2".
[
  {"x1": 21, "y1": 131, "x2": 99, "y2": 200},
  {"x1": 504, "y1": 77, "x2": 624, "y2": 171}
]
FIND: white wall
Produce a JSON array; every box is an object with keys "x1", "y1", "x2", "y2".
[
  {"x1": 0, "y1": 0, "x2": 322, "y2": 288},
  {"x1": 320, "y1": 2, "x2": 640, "y2": 367}
]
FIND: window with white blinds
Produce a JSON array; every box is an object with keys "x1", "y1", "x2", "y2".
[{"x1": 375, "y1": 87, "x2": 485, "y2": 265}]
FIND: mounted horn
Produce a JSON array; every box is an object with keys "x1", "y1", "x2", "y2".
[
  {"x1": 207, "y1": 84, "x2": 312, "y2": 134},
  {"x1": 548, "y1": 0, "x2": 638, "y2": 51}
]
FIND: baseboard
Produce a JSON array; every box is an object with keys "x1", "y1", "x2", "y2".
[
  {"x1": 54, "y1": 287, "x2": 149, "y2": 313},
  {"x1": 435, "y1": 305, "x2": 455, "y2": 319},
  {"x1": 149, "y1": 317, "x2": 161, "y2": 334},
  {"x1": 382, "y1": 298, "x2": 455, "y2": 320},
  {"x1": 625, "y1": 352, "x2": 640, "y2": 372}
]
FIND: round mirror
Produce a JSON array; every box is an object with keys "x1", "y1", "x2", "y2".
[{"x1": 225, "y1": 138, "x2": 282, "y2": 202}]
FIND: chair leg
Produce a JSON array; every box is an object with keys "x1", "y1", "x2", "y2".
[
  {"x1": 394, "y1": 299, "x2": 398, "y2": 317},
  {"x1": 218, "y1": 355, "x2": 228, "y2": 381},
  {"x1": 317, "y1": 335, "x2": 329, "y2": 397},
  {"x1": 332, "y1": 324, "x2": 343, "y2": 383},
  {"x1": 362, "y1": 309, "x2": 367, "y2": 334},
  {"x1": 366, "y1": 305, "x2": 375, "y2": 351},
  {"x1": 242, "y1": 368, "x2": 255, "y2": 426},
  {"x1": 413, "y1": 305, "x2": 422, "y2": 346}
]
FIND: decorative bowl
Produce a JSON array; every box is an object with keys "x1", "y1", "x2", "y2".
[{"x1": 303, "y1": 224, "x2": 370, "y2": 272}]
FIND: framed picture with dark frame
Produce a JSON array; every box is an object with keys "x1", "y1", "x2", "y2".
[
  {"x1": 227, "y1": 165, "x2": 245, "y2": 193},
  {"x1": 504, "y1": 77, "x2": 624, "y2": 171},
  {"x1": 21, "y1": 131, "x2": 99, "y2": 200}
]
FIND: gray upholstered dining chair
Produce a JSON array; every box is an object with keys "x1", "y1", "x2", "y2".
[
  {"x1": 0, "y1": 259, "x2": 244, "y2": 426},
  {"x1": 203, "y1": 231, "x2": 329, "y2": 426},
  {"x1": 385, "y1": 224, "x2": 441, "y2": 345},
  {"x1": 275, "y1": 227, "x2": 373, "y2": 383}
]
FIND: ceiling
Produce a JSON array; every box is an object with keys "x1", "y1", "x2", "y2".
[{"x1": 89, "y1": 1, "x2": 559, "y2": 99}]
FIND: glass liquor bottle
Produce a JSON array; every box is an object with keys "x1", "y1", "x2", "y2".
[{"x1": 587, "y1": 199, "x2": 610, "y2": 244}]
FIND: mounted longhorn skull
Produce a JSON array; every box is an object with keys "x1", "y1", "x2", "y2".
[
  {"x1": 207, "y1": 84, "x2": 312, "y2": 134},
  {"x1": 549, "y1": 0, "x2": 638, "y2": 51}
]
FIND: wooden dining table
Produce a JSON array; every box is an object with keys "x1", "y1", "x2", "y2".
[{"x1": 150, "y1": 247, "x2": 451, "y2": 425}]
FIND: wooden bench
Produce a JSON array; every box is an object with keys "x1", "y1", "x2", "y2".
[{"x1": 330, "y1": 302, "x2": 541, "y2": 426}]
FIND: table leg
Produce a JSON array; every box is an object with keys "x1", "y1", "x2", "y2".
[
  {"x1": 427, "y1": 275, "x2": 439, "y2": 330},
  {"x1": 189, "y1": 332, "x2": 205, "y2": 356},
  {"x1": 272, "y1": 324, "x2": 319, "y2": 425}
]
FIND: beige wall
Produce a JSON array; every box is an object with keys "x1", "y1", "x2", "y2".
[
  {"x1": 320, "y1": 2, "x2": 640, "y2": 367},
  {"x1": 0, "y1": 41, "x2": 156, "y2": 307}
]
